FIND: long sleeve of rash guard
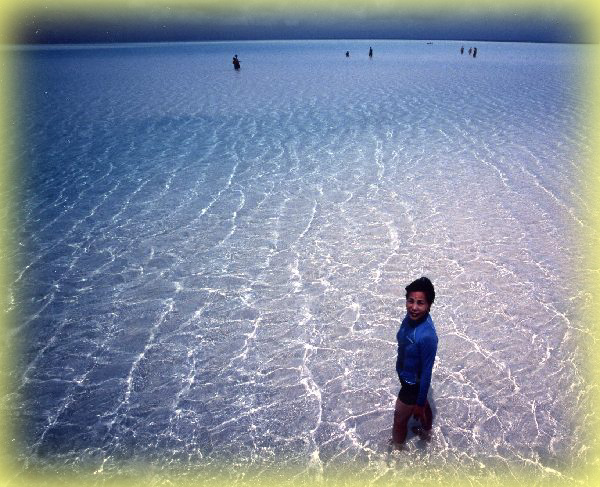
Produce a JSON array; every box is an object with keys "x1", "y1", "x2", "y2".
[{"x1": 416, "y1": 334, "x2": 437, "y2": 406}]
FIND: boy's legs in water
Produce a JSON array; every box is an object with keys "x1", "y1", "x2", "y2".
[{"x1": 393, "y1": 398, "x2": 433, "y2": 445}]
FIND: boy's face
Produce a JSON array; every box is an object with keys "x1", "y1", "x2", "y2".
[{"x1": 406, "y1": 291, "x2": 430, "y2": 322}]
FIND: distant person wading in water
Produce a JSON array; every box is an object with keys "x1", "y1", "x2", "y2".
[
  {"x1": 392, "y1": 277, "x2": 438, "y2": 447},
  {"x1": 369, "y1": 46, "x2": 373, "y2": 58},
  {"x1": 232, "y1": 54, "x2": 241, "y2": 70}
]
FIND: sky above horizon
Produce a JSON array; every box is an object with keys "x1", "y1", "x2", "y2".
[{"x1": 12, "y1": 4, "x2": 591, "y2": 44}]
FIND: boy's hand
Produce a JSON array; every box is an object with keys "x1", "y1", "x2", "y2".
[{"x1": 412, "y1": 405, "x2": 426, "y2": 424}]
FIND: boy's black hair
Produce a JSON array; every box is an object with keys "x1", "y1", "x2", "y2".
[{"x1": 405, "y1": 276, "x2": 435, "y2": 305}]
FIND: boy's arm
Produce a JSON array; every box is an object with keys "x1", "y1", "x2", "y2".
[{"x1": 416, "y1": 334, "x2": 437, "y2": 406}]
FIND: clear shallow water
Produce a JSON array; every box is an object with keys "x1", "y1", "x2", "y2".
[{"x1": 4, "y1": 39, "x2": 598, "y2": 484}]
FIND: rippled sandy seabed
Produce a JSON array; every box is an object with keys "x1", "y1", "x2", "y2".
[{"x1": 4, "y1": 40, "x2": 599, "y2": 485}]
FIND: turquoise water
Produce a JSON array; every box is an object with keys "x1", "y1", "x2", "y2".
[{"x1": 5, "y1": 39, "x2": 597, "y2": 484}]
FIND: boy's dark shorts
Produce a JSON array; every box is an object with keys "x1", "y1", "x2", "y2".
[{"x1": 398, "y1": 380, "x2": 419, "y2": 405}]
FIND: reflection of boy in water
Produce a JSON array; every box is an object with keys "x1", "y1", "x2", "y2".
[
  {"x1": 392, "y1": 277, "x2": 438, "y2": 446},
  {"x1": 232, "y1": 54, "x2": 241, "y2": 70}
]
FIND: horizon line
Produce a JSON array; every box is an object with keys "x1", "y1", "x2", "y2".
[{"x1": 5, "y1": 37, "x2": 594, "y2": 47}]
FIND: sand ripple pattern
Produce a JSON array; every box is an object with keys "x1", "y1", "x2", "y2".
[{"x1": 4, "y1": 40, "x2": 598, "y2": 484}]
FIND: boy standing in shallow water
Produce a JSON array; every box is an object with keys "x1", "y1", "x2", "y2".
[{"x1": 392, "y1": 276, "x2": 438, "y2": 446}]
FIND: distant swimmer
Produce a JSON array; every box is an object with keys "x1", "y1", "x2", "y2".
[
  {"x1": 391, "y1": 277, "x2": 438, "y2": 448},
  {"x1": 232, "y1": 54, "x2": 241, "y2": 70},
  {"x1": 460, "y1": 46, "x2": 464, "y2": 54},
  {"x1": 473, "y1": 47, "x2": 477, "y2": 58},
  {"x1": 346, "y1": 51, "x2": 350, "y2": 58},
  {"x1": 369, "y1": 46, "x2": 373, "y2": 58}
]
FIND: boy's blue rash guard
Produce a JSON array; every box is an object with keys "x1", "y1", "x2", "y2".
[{"x1": 396, "y1": 313, "x2": 438, "y2": 406}]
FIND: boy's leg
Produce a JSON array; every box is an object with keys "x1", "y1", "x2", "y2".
[
  {"x1": 392, "y1": 398, "x2": 414, "y2": 444},
  {"x1": 411, "y1": 399, "x2": 433, "y2": 441},
  {"x1": 423, "y1": 399, "x2": 433, "y2": 431}
]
